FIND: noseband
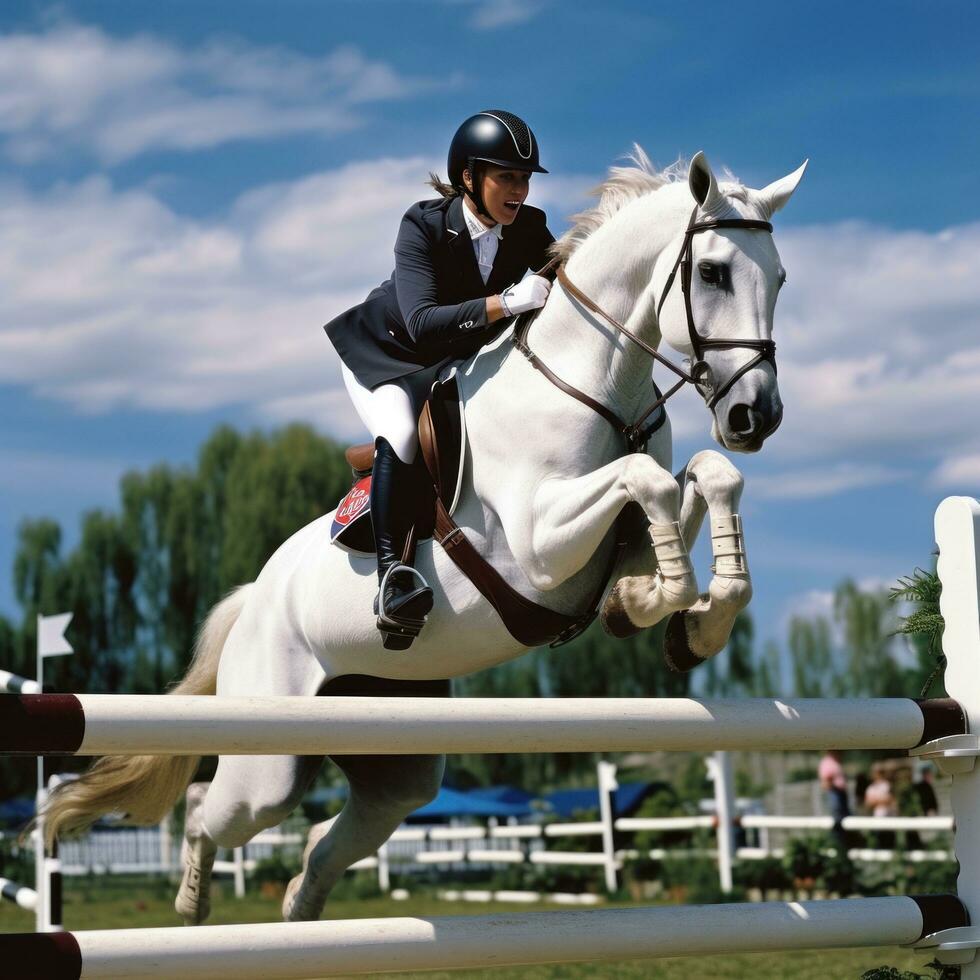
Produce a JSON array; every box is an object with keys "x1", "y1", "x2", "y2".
[{"x1": 514, "y1": 205, "x2": 775, "y2": 451}]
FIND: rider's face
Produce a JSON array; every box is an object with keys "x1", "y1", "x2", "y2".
[{"x1": 464, "y1": 164, "x2": 531, "y2": 226}]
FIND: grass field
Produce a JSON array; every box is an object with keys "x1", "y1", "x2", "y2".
[{"x1": 0, "y1": 875, "x2": 946, "y2": 979}]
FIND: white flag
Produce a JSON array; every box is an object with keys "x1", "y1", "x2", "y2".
[{"x1": 37, "y1": 613, "x2": 73, "y2": 658}]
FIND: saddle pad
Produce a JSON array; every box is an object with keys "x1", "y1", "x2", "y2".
[{"x1": 330, "y1": 476, "x2": 374, "y2": 554}]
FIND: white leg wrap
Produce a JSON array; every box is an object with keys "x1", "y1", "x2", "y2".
[
  {"x1": 710, "y1": 514, "x2": 749, "y2": 579},
  {"x1": 175, "y1": 784, "x2": 216, "y2": 926},
  {"x1": 602, "y1": 523, "x2": 698, "y2": 634},
  {"x1": 650, "y1": 521, "x2": 694, "y2": 581},
  {"x1": 648, "y1": 521, "x2": 698, "y2": 610}
]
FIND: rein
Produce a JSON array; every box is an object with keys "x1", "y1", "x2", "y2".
[{"x1": 514, "y1": 206, "x2": 776, "y2": 450}]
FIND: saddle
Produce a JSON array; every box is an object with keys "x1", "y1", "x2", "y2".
[
  {"x1": 330, "y1": 376, "x2": 467, "y2": 555},
  {"x1": 331, "y1": 370, "x2": 631, "y2": 649}
]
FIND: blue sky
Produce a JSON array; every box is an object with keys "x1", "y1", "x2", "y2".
[{"x1": 0, "y1": 1, "x2": 978, "y2": 671}]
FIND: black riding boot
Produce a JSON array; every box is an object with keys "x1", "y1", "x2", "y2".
[{"x1": 370, "y1": 437, "x2": 434, "y2": 648}]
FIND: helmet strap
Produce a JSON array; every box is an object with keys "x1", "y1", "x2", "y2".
[{"x1": 464, "y1": 159, "x2": 494, "y2": 221}]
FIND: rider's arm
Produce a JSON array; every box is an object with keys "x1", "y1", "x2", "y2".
[
  {"x1": 486, "y1": 294, "x2": 507, "y2": 323},
  {"x1": 394, "y1": 209, "x2": 492, "y2": 359}
]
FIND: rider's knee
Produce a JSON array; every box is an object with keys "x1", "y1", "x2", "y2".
[{"x1": 378, "y1": 423, "x2": 418, "y2": 464}]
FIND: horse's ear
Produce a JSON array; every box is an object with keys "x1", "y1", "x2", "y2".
[
  {"x1": 688, "y1": 151, "x2": 723, "y2": 211},
  {"x1": 757, "y1": 160, "x2": 809, "y2": 218}
]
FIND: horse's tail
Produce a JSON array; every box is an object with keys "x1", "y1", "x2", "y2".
[{"x1": 42, "y1": 583, "x2": 253, "y2": 849}]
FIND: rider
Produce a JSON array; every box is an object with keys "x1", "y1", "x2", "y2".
[{"x1": 325, "y1": 109, "x2": 556, "y2": 646}]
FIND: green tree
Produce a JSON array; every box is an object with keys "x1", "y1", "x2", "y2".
[
  {"x1": 834, "y1": 579, "x2": 905, "y2": 697},
  {"x1": 788, "y1": 614, "x2": 834, "y2": 697},
  {"x1": 752, "y1": 639, "x2": 783, "y2": 698}
]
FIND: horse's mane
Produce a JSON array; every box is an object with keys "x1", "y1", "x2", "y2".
[{"x1": 552, "y1": 145, "x2": 747, "y2": 261}]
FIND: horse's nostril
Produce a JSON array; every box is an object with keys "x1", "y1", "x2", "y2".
[{"x1": 728, "y1": 403, "x2": 753, "y2": 434}]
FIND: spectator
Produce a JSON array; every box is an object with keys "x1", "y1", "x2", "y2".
[
  {"x1": 864, "y1": 763, "x2": 897, "y2": 849},
  {"x1": 819, "y1": 750, "x2": 850, "y2": 853},
  {"x1": 905, "y1": 761, "x2": 940, "y2": 850},
  {"x1": 912, "y1": 762, "x2": 939, "y2": 816},
  {"x1": 854, "y1": 770, "x2": 871, "y2": 815}
]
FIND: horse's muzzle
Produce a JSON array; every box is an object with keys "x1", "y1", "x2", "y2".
[{"x1": 722, "y1": 399, "x2": 783, "y2": 452}]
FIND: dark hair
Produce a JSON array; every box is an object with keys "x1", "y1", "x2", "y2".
[{"x1": 426, "y1": 171, "x2": 459, "y2": 199}]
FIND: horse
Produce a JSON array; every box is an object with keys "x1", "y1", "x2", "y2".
[{"x1": 42, "y1": 148, "x2": 806, "y2": 925}]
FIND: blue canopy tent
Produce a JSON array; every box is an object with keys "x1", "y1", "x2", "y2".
[
  {"x1": 0, "y1": 797, "x2": 35, "y2": 828},
  {"x1": 542, "y1": 782, "x2": 662, "y2": 819},
  {"x1": 464, "y1": 786, "x2": 535, "y2": 808},
  {"x1": 407, "y1": 786, "x2": 535, "y2": 822}
]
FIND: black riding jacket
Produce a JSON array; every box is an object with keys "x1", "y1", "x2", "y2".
[{"x1": 325, "y1": 195, "x2": 554, "y2": 389}]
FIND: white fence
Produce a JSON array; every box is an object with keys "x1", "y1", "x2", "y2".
[{"x1": 11, "y1": 764, "x2": 951, "y2": 904}]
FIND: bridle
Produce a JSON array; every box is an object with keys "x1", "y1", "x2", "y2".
[{"x1": 514, "y1": 205, "x2": 776, "y2": 451}]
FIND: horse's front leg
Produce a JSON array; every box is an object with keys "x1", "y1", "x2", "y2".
[
  {"x1": 530, "y1": 454, "x2": 698, "y2": 627},
  {"x1": 664, "y1": 450, "x2": 752, "y2": 673}
]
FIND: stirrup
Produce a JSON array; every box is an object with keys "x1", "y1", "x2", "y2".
[{"x1": 374, "y1": 564, "x2": 433, "y2": 650}]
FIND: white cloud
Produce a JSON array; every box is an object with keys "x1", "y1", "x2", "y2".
[
  {"x1": 469, "y1": 0, "x2": 546, "y2": 29},
  {"x1": 0, "y1": 448, "x2": 128, "y2": 500},
  {"x1": 930, "y1": 453, "x2": 980, "y2": 489},
  {"x1": 0, "y1": 21, "x2": 445, "y2": 163},
  {"x1": 0, "y1": 153, "x2": 595, "y2": 423},
  {"x1": 751, "y1": 462, "x2": 906, "y2": 500},
  {"x1": 781, "y1": 587, "x2": 834, "y2": 622},
  {"x1": 1, "y1": 153, "x2": 978, "y2": 500},
  {"x1": 0, "y1": 158, "x2": 443, "y2": 416},
  {"x1": 765, "y1": 221, "x2": 980, "y2": 463}
]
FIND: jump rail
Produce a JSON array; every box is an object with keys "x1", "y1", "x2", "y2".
[
  {"x1": 0, "y1": 694, "x2": 966, "y2": 756},
  {"x1": 0, "y1": 897, "x2": 966, "y2": 979},
  {"x1": 0, "y1": 669, "x2": 40, "y2": 695},
  {"x1": 0, "y1": 877, "x2": 37, "y2": 912}
]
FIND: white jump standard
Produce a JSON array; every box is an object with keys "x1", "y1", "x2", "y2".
[{"x1": 0, "y1": 694, "x2": 966, "y2": 756}]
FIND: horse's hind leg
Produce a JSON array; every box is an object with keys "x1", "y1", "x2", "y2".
[
  {"x1": 664, "y1": 450, "x2": 752, "y2": 673},
  {"x1": 175, "y1": 781, "x2": 219, "y2": 925},
  {"x1": 283, "y1": 752, "x2": 444, "y2": 922},
  {"x1": 175, "y1": 753, "x2": 323, "y2": 925}
]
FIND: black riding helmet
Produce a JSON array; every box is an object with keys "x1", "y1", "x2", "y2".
[{"x1": 448, "y1": 110, "x2": 548, "y2": 219}]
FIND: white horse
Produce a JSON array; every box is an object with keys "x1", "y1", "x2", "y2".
[{"x1": 44, "y1": 149, "x2": 805, "y2": 925}]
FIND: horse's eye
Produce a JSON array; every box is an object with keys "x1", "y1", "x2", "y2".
[{"x1": 698, "y1": 261, "x2": 726, "y2": 286}]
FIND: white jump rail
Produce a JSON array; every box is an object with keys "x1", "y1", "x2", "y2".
[
  {"x1": 0, "y1": 669, "x2": 40, "y2": 695},
  {"x1": 1, "y1": 496, "x2": 979, "y2": 974},
  {"x1": 0, "y1": 877, "x2": 37, "y2": 912},
  {"x1": 0, "y1": 897, "x2": 965, "y2": 978},
  {"x1": 0, "y1": 694, "x2": 966, "y2": 756}
]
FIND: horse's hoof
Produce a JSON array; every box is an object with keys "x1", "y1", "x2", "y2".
[
  {"x1": 282, "y1": 873, "x2": 314, "y2": 922},
  {"x1": 282, "y1": 819, "x2": 335, "y2": 922},
  {"x1": 663, "y1": 611, "x2": 706, "y2": 674},
  {"x1": 600, "y1": 588, "x2": 642, "y2": 639}
]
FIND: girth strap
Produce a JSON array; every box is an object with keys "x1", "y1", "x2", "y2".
[{"x1": 432, "y1": 496, "x2": 582, "y2": 647}]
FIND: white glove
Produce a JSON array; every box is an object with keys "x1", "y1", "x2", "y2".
[{"x1": 500, "y1": 275, "x2": 552, "y2": 317}]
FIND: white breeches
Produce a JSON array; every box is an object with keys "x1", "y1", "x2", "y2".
[{"x1": 341, "y1": 363, "x2": 431, "y2": 464}]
